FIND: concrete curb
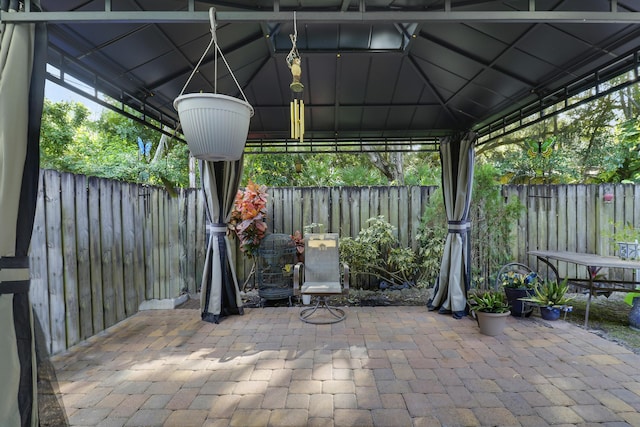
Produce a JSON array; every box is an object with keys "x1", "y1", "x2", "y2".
[{"x1": 138, "y1": 293, "x2": 189, "y2": 310}]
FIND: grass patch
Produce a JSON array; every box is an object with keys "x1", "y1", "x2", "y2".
[{"x1": 564, "y1": 293, "x2": 640, "y2": 354}]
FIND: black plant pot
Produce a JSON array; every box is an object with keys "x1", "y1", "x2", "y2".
[
  {"x1": 540, "y1": 306, "x2": 561, "y2": 321},
  {"x1": 504, "y1": 288, "x2": 533, "y2": 317},
  {"x1": 629, "y1": 297, "x2": 640, "y2": 331}
]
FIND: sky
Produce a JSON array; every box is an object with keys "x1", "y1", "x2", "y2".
[{"x1": 44, "y1": 66, "x2": 105, "y2": 118}]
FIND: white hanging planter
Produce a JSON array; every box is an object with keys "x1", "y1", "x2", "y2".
[
  {"x1": 173, "y1": 93, "x2": 253, "y2": 161},
  {"x1": 174, "y1": 8, "x2": 253, "y2": 161}
]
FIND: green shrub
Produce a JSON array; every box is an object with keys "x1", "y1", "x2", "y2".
[
  {"x1": 339, "y1": 216, "x2": 420, "y2": 289},
  {"x1": 415, "y1": 189, "x2": 446, "y2": 286},
  {"x1": 417, "y1": 163, "x2": 524, "y2": 290}
]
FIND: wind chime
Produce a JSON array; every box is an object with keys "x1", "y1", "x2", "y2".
[{"x1": 287, "y1": 12, "x2": 304, "y2": 143}]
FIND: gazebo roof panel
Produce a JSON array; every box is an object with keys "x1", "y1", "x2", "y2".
[{"x1": 32, "y1": 0, "x2": 640, "y2": 145}]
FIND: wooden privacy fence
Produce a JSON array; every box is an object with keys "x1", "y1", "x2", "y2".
[
  {"x1": 267, "y1": 187, "x2": 435, "y2": 240},
  {"x1": 29, "y1": 170, "x2": 206, "y2": 355},
  {"x1": 505, "y1": 184, "x2": 640, "y2": 284},
  {"x1": 239, "y1": 186, "x2": 438, "y2": 283},
  {"x1": 28, "y1": 171, "x2": 640, "y2": 355}
]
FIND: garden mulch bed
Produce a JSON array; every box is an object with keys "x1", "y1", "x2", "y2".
[{"x1": 178, "y1": 286, "x2": 430, "y2": 309}]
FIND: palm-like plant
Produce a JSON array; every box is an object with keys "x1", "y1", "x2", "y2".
[
  {"x1": 469, "y1": 290, "x2": 510, "y2": 313},
  {"x1": 520, "y1": 278, "x2": 573, "y2": 307}
]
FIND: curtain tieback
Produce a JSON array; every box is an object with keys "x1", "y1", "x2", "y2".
[
  {"x1": 448, "y1": 220, "x2": 470, "y2": 234},
  {"x1": 0, "y1": 256, "x2": 30, "y2": 294},
  {"x1": 207, "y1": 223, "x2": 229, "y2": 234}
]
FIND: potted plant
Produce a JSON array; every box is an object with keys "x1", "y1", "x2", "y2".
[
  {"x1": 606, "y1": 221, "x2": 640, "y2": 260},
  {"x1": 496, "y1": 263, "x2": 538, "y2": 317},
  {"x1": 229, "y1": 180, "x2": 268, "y2": 290},
  {"x1": 173, "y1": 8, "x2": 254, "y2": 161},
  {"x1": 624, "y1": 289, "x2": 640, "y2": 330},
  {"x1": 468, "y1": 290, "x2": 511, "y2": 336},
  {"x1": 229, "y1": 180, "x2": 268, "y2": 256},
  {"x1": 519, "y1": 278, "x2": 574, "y2": 321}
]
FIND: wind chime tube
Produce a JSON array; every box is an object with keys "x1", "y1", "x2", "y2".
[
  {"x1": 294, "y1": 99, "x2": 299, "y2": 139},
  {"x1": 299, "y1": 100, "x2": 304, "y2": 143},
  {"x1": 290, "y1": 101, "x2": 295, "y2": 139}
]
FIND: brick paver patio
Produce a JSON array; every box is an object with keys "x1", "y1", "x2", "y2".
[{"x1": 49, "y1": 306, "x2": 640, "y2": 426}]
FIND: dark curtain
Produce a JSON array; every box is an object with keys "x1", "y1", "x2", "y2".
[
  {"x1": 0, "y1": 1, "x2": 46, "y2": 425},
  {"x1": 428, "y1": 132, "x2": 476, "y2": 319},
  {"x1": 200, "y1": 159, "x2": 245, "y2": 323}
]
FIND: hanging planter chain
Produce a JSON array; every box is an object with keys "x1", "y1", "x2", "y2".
[
  {"x1": 178, "y1": 7, "x2": 249, "y2": 104},
  {"x1": 173, "y1": 7, "x2": 254, "y2": 161}
]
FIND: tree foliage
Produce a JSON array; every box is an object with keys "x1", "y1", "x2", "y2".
[
  {"x1": 40, "y1": 100, "x2": 90, "y2": 170},
  {"x1": 242, "y1": 150, "x2": 441, "y2": 187},
  {"x1": 41, "y1": 78, "x2": 640, "y2": 188},
  {"x1": 40, "y1": 101, "x2": 191, "y2": 189},
  {"x1": 43, "y1": 99, "x2": 441, "y2": 189},
  {"x1": 470, "y1": 164, "x2": 524, "y2": 288},
  {"x1": 480, "y1": 79, "x2": 640, "y2": 184}
]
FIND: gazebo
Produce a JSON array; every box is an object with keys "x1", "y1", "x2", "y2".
[{"x1": 2, "y1": 1, "x2": 640, "y2": 425}]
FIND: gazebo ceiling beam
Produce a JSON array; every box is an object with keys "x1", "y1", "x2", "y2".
[
  {"x1": 244, "y1": 138, "x2": 440, "y2": 155},
  {"x1": 5, "y1": 10, "x2": 640, "y2": 25}
]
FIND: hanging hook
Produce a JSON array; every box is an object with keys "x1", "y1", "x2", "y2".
[
  {"x1": 177, "y1": 7, "x2": 249, "y2": 104},
  {"x1": 286, "y1": 11, "x2": 304, "y2": 93},
  {"x1": 286, "y1": 11, "x2": 300, "y2": 67},
  {"x1": 209, "y1": 7, "x2": 217, "y2": 44},
  {"x1": 210, "y1": 8, "x2": 218, "y2": 93}
]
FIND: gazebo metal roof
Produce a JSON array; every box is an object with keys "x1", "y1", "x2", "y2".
[{"x1": 7, "y1": 0, "x2": 640, "y2": 153}]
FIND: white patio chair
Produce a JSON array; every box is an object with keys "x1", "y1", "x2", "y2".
[{"x1": 293, "y1": 233, "x2": 349, "y2": 324}]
